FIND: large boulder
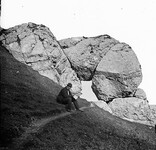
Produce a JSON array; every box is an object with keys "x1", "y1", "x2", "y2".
[
  {"x1": 108, "y1": 97, "x2": 156, "y2": 126},
  {"x1": 60, "y1": 35, "x2": 119, "y2": 80},
  {"x1": 0, "y1": 23, "x2": 81, "y2": 94},
  {"x1": 92, "y1": 43, "x2": 142, "y2": 102}
]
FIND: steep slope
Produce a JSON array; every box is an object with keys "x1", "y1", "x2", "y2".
[
  {"x1": 1, "y1": 45, "x2": 156, "y2": 150},
  {"x1": 16, "y1": 106, "x2": 156, "y2": 150},
  {"x1": 0, "y1": 45, "x2": 90, "y2": 149},
  {"x1": 0, "y1": 45, "x2": 64, "y2": 147}
]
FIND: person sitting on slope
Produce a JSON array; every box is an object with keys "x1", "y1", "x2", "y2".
[{"x1": 56, "y1": 83, "x2": 82, "y2": 112}]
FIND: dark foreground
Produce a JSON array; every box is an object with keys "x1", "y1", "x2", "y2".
[
  {"x1": 0, "y1": 45, "x2": 156, "y2": 150},
  {"x1": 14, "y1": 106, "x2": 156, "y2": 150}
]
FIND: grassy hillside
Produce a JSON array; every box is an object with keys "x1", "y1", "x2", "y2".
[
  {"x1": 1, "y1": 45, "x2": 156, "y2": 150},
  {"x1": 16, "y1": 106, "x2": 156, "y2": 150},
  {"x1": 0, "y1": 45, "x2": 65, "y2": 148}
]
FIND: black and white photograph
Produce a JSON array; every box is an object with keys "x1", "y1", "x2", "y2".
[{"x1": 0, "y1": 0, "x2": 156, "y2": 149}]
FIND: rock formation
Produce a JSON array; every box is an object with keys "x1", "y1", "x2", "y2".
[
  {"x1": 1, "y1": 22, "x2": 155, "y2": 126},
  {"x1": 108, "y1": 97, "x2": 156, "y2": 126},
  {"x1": 60, "y1": 35, "x2": 119, "y2": 80},
  {"x1": 133, "y1": 88, "x2": 147, "y2": 100},
  {"x1": 60, "y1": 35, "x2": 156, "y2": 126},
  {"x1": 0, "y1": 23, "x2": 81, "y2": 95},
  {"x1": 150, "y1": 105, "x2": 156, "y2": 119},
  {"x1": 92, "y1": 43, "x2": 142, "y2": 102},
  {"x1": 59, "y1": 68, "x2": 81, "y2": 95},
  {"x1": 60, "y1": 37, "x2": 142, "y2": 102}
]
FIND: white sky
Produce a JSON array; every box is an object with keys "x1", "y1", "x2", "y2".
[{"x1": 1, "y1": 0, "x2": 156, "y2": 104}]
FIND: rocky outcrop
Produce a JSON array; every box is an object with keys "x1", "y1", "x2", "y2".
[
  {"x1": 92, "y1": 43, "x2": 142, "y2": 102},
  {"x1": 60, "y1": 35, "x2": 119, "y2": 80},
  {"x1": 1, "y1": 23, "x2": 153, "y2": 127},
  {"x1": 134, "y1": 88, "x2": 147, "y2": 100},
  {"x1": 108, "y1": 97, "x2": 156, "y2": 126},
  {"x1": 0, "y1": 23, "x2": 81, "y2": 94},
  {"x1": 59, "y1": 68, "x2": 82, "y2": 96},
  {"x1": 59, "y1": 37, "x2": 86, "y2": 49},
  {"x1": 60, "y1": 37, "x2": 142, "y2": 102},
  {"x1": 150, "y1": 105, "x2": 156, "y2": 119},
  {"x1": 93, "y1": 101, "x2": 112, "y2": 114}
]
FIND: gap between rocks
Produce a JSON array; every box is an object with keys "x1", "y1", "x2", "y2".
[{"x1": 80, "y1": 81, "x2": 98, "y2": 102}]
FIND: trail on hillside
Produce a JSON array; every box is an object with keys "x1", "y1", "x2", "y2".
[
  {"x1": 14, "y1": 105, "x2": 94, "y2": 148},
  {"x1": 13, "y1": 104, "x2": 156, "y2": 150}
]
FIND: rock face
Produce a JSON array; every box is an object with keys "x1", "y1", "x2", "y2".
[
  {"x1": 150, "y1": 105, "x2": 156, "y2": 119},
  {"x1": 60, "y1": 35, "x2": 119, "y2": 80},
  {"x1": 134, "y1": 88, "x2": 147, "y2": 100},
  {"x1": 0, "y1": 23, "x2": 81, "y2": 94},
  {"x1": 92, "y1": 43, "x2": 142, "y2": 102},
  {"x1": 109, "y1": 97, "x2": 156, "y2": 126},
  {"x1": 1, "y1": 23, "x2": 153, "y2": 127},
  {"x1": 60, "y1": 37, "x2": 142, "y2": 101},
  {"x1": 93, "y1": 101, "x2": 112, "y2": 114},
  {"x1": 60, "y1": 35, "x2": 155, "y2": 127},
  {"x1": 59, "y1": 37, "x2": 86, "y2": 49},
  {"x1": 59, "y1": 68, "x2": 82, "y2": 95}
]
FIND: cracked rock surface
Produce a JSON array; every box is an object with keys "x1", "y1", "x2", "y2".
[
  {"x1": 134, "y1": 88, "x2": 147, "y2": 100},
  {"x1": 108, "y1": 97, "x2": 156, "y2": 126},
  {"x1": 60, "y1": 37, "x2": 142, "y2": 102},
  {"x1": 92, "y1": 43, "x2": 142, "y2": 102},
  {"x1": 0, "y1": 23, "x2": 81, "y2": 94},
  {"x1": 1, "y1": 23, "x2": 155, "y2": 127},
  {"x1": 60, "y1": 35, "x2": 119, "y2": 80}
]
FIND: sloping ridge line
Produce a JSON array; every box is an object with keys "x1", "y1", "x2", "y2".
[{"x1": 15, "y1": 105, "x2": 94, "y2": 148}]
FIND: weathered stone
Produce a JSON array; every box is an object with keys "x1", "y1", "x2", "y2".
[
  {"x1": 59, "y1": 37, "x2": 86, "y2": 49},
  {"x1": 93, "y1": 101, "x2": 112, "y2": 114},
  {"x1": 60, "y1": 35, "x2": 119, "y2": 80},
  {"x1": 92, "y1": 43, "x2": 142, "y2": 102},
  {"x1": 0, "y1": 23, "x2": 81, "y2": 94},
  {"x1": 109, "y1": 97, "x2": 156, "y2": 126},
  {"x1": 134, "y1": 88, "x2": 147, "y2": 100},
  {"x1": 150, "y1": 105, "x2": 156, "y2": 119},
  {"x1": 59, "y1": 68, "x2": 82, "y2": 95}
]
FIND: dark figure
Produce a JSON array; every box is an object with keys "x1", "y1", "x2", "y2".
[{"x1": 57, "y1": 83, "x2": 82, "y2": 112}]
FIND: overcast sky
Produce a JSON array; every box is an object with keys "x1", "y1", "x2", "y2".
[{"x1": 1, "y1": 0, "x2": 156, "y2": 104}]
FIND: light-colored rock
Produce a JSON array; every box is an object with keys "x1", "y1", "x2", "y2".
[
  {"x1": 134, "y1": 88, "x2": 147, "y2": 100},
  {"x1": 60, "y1": 35, "x2": 119, "y2": 80},
  {"x1": 109, "y1": 97, "x2": 156, "y2": 126},
  {"x1": 59, "y1": 68, "x2": 82, "y2": 95},
  {"x1": 59, "y1": 37, "x2": 86, "y2": 48},
  {"x1": 150, "y1": 105, "x2": 156, "y2": 119},
  {"x1": 92, "y1": 43, "x2": 142, "y2": 102},
  {"x1": 39, "y1": 67, "x2": 60, "y2": 83},
  {"x1": 0, "y1": 23, "x2": 81, "y2": 94},
  {"x1": 93, "y1": 101, "x2": 112, "y2": 114}
]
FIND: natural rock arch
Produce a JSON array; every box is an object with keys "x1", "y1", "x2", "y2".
[
  {"x1": 59, "y1": 36, "x2": 142, "y2": 102},
  {"x1": 0, "y1": 23, "x2": 142, "y2": 102},
  {"x1": 80, "y1": 81, "x2": 98, "y2": 101},
  {"x1": 1, "y1": 23, "x2": 156, "y2": 126}
]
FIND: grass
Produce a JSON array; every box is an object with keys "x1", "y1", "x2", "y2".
[
  {"x1": 18, "y1": 106, "x2": 156, "y2": 150},
  {"x1": 0, "y1": 45, "x2": 64, "y2": 148},
  {"x1": 1, "y1": 45, "x2": 156, "y2": 150}
]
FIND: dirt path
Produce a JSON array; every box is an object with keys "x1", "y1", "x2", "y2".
[{"x1": 14, "y1": 105, "x2": 94, "y2": 148}]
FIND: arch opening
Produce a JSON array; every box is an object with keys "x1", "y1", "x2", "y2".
[{"x1": 80, "y1": 81, "x2": 98, "y2": 102}]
